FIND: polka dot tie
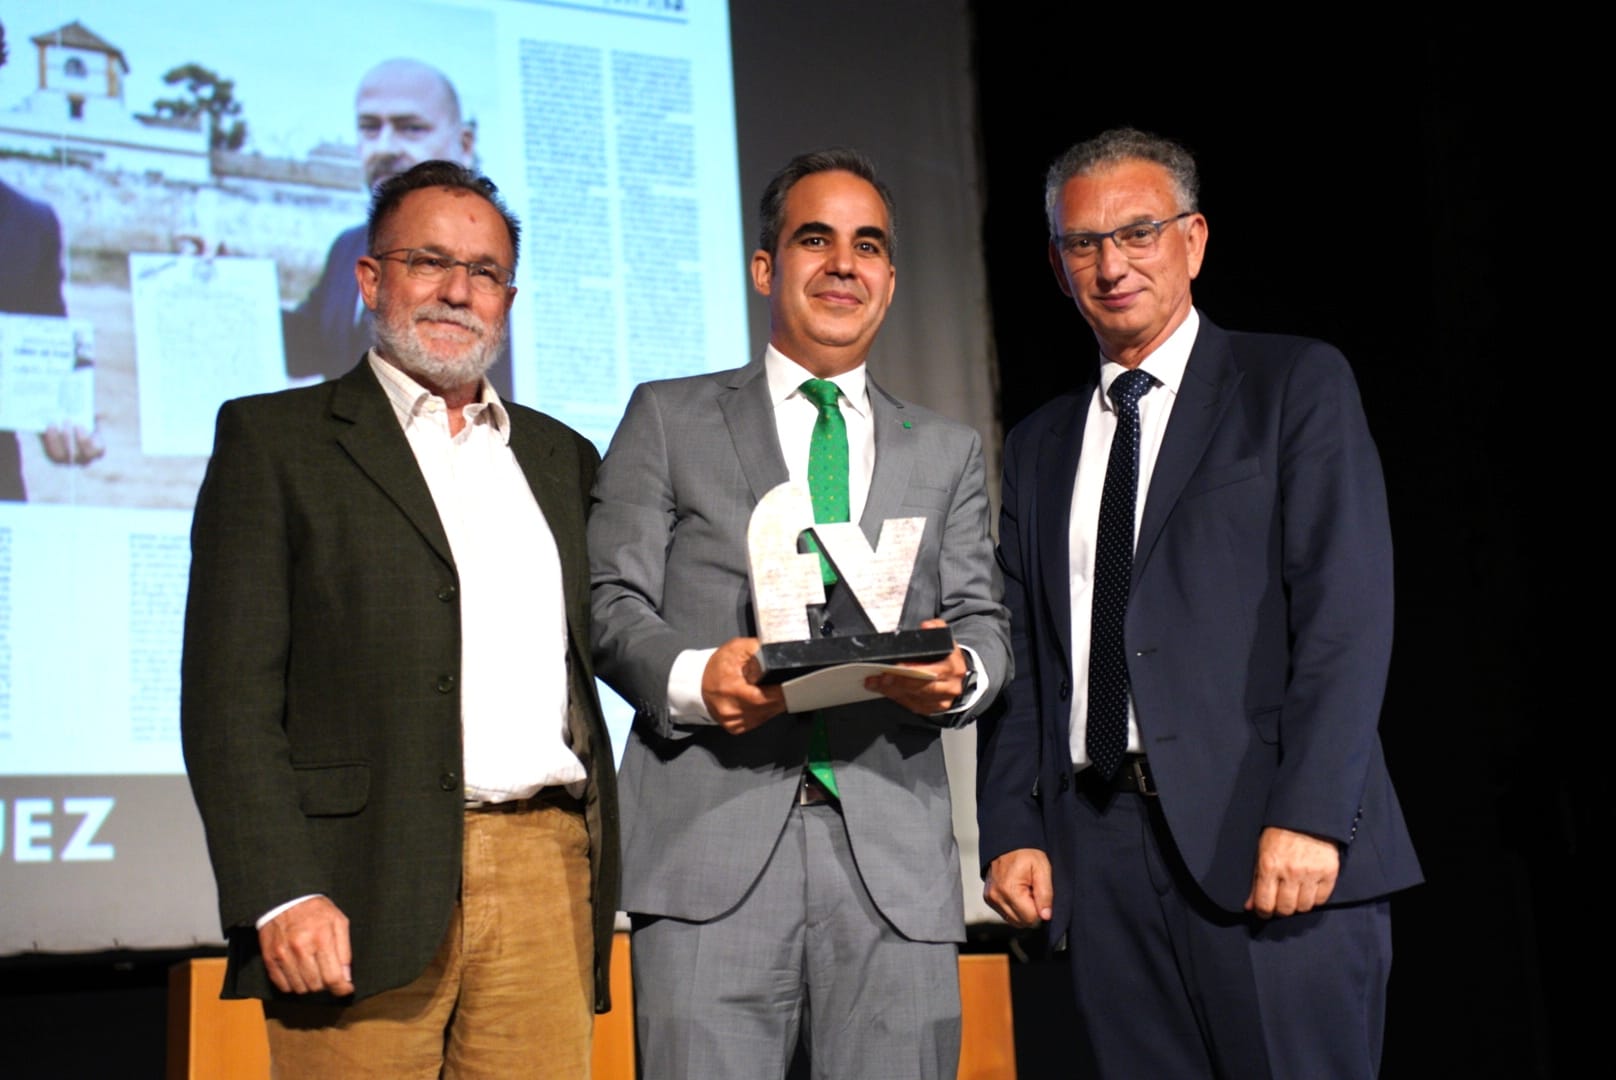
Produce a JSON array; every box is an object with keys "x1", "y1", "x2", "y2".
[
  {"x1": 1087, "y1": 368, "x2": 1153, "y2": 780},
  {"x1": 799, "y1": 379, "x2": 850, "y2": 586},
  {"x1": 799, "y1": 378, "x2": 847, "y2": 797}
]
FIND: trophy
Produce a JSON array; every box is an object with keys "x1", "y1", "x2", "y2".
[{"x1": 746, "y1": 481, "x2": 953, "y2": 711}]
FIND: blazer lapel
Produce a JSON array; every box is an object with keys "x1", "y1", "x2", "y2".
[
  {"x1": 1037, "y1": 388, "x2": 1091, "y2": 675},
  {"x1": 331, "y1": 362, "x2": 454, "y2": 568},
  {"x1": 718, "y1": 363, "x2": 790, "y2": 505},
  {"x1": 861, "y1": 380, "x2": 914, "y2": 542},
  {"x1": 1133, "y1": 318, "x2": 1242, "y2": 580}
]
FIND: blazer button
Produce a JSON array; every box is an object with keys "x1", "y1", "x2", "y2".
[
  {"x1": 1058, "y1": 679, "x2": 1071, "y2": 701},
  {"x1": 439, "y1": 771, "x2": 458, "y2": 791},
  {"x1": 436, "y1": 674, "x2": 456, "y2": 693},
  {"x1": 1058, "y1": 772, "x2": 1071, "y2": 792},
  {"x1": 437, "y1": 584, "x2": 457, "y2": 603}
]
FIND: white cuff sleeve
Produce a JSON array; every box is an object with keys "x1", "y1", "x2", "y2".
[
  {"x1": 257, "y1": 894, "x2": 323, "y2": 930},
  {"x1": 667, "y1": 647, "x2": 718, "y2": 721}
]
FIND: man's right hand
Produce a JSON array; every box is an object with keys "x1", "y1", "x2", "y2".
[
  {"x1": 702, "y1": 637, "x2": 786, "y2": 735},
  {"x1": 983, "y1": 848, "x2": 1055, "y2": 929},
  {"x1": 259, "y1": 896, "x2": 354, "y2": 996}
]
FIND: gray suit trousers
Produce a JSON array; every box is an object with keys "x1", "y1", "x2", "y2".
[{"x1": 630, "y1": 801, "x2": 960, "y2": 1080}]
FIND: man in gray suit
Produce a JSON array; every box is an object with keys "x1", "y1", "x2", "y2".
[{"x1": 589, "y1": 148, "x2": 1010, "y2": 1079}]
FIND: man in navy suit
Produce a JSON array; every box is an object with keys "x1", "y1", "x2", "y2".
[
  {"x1": 283, "y1": 59, "x2": 512, "y2": 396},
  {"x1": 977, "y1": 128, "x2": 1421, "y2": 1078}
]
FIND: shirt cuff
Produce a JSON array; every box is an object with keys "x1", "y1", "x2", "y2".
[
  {"x1": 257, "y1": 894, "x2": 323, "y2": 930},
  {"x1": 667, "y1": 647, "x2": 718, "y2": 721}
]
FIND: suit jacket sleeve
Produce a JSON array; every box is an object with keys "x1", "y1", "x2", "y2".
[
  {"x1": 181, "y1": 400, "x2": 329, "y2": 930},
  {"x1": 1263, "y1": 343, "x2": 1394, "y2": 844},
  {"x1": 919, "y1": 421, "x2": 1010, "y2": 727},
  {"x1": 975, "y1": 418, "x2": 1046, "y2": 866},
  {"x1": 588, "y1": 382, "x2": 707, "y2": 738}
]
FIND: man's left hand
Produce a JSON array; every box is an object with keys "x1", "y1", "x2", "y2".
[
  {"x1": 1244, "y1": 826, "x2": 1340, "y2": 918},
  {"x1": 863, "y1": 619, "x2": 966, "y2": 715}
]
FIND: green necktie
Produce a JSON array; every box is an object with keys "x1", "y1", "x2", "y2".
[
  {"x1": 799, "y1": 378, "x2": 849, "y2": 585},
  {"x1": 799, "y1": 378, "x2": 847, "y2": 797}
]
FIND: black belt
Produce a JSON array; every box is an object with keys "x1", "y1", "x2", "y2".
[{"x1": 1077, "y1": 755, "x2": 1157, "y2": 797}]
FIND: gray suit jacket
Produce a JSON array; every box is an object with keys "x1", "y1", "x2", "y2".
[
  {"x1": 589, "y1": 361, "x2": 1009, "y2": 943},
  {"x1": 182, "y1": 360, "x2": 619, "y2": 1007}
]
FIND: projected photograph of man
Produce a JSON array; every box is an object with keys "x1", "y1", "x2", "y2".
[
  {"x1": 281, "y1": 57, "x2": 514, "y2": 396},
  {"x1": 0, "y1": 1, "x2": 495, "y2": 509}
]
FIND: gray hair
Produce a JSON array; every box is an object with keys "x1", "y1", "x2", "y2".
[
  {"x1": 757, "y1": 147, "x2": 897, "y2": 261},
  {"x1": 1044, "y1": 128, "x2": 1199, "y2": 236},
  {"x1": 367, "y1": 160, "x2": 521, "y2": 270}
]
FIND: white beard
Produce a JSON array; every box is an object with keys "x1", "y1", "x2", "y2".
[{"x1": 372, "y1": 292, "x2": 506, "y2": 394}]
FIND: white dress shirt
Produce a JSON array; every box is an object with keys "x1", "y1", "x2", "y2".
[
  {"x1": 1068, "y1": 309, "x2": 1200, "y2": 768},
  {"x1": 369, "y1": 353, "x2": 584, "y2": 799},
  {"x1": 257, "y1": 353, "x2": 583, "y2": 928}
]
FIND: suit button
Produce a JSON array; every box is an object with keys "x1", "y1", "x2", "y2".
[
  {"x1": 1058, "y1": 679, "x2": 1071, "y2": 701},
  {"x1": 436, "y1": 674, "x2": 456, "y2": 693},
  {"x1": 820, "y1": 619, "x2": 835, "y2": 637},
  {"x1": 439, "y1": 772, "x2": 458, "y2": 791},
  {"x1": 437, "y1": 584, "x2": 457, "y2": 603},
  {"x1": 1058, "y1": 772, "x2": 1070, "y2": 792}
]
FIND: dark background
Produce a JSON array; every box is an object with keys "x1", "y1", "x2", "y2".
[{"x1": 2, "y1": 11, "x2": 1582, "y2": 1078}]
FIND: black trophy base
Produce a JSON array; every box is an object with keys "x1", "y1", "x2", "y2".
[{"x1": 753, "y1": 627, "x2": 954, "y2": 684}]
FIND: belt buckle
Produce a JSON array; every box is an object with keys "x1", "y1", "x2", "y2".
[{"x1": 1123, "y1": 757, "x2": 1157, "y2": 797}]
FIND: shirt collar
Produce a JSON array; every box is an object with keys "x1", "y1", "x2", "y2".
[
  {"x1": 1097, "y1": 307, "x2": 1199, "y2": 409},
  {"x1": 764, "y1": 344, "x2": 870, "y2": 419},
  {"x1": 368, "y1": 350, "x2": 510, "y2": 442}
]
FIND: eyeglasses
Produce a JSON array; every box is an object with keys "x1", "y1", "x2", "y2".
[
  {"x1": 371, "y1": 248, "x2": 515, "y2": 292},
  {"x1": 1054, "y1": 212, "x2": 1195, "y2": 264}
]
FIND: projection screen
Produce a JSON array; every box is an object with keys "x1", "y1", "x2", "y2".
[{"x1": 0, "y1": 0, "x2": 998, "y2": 954}]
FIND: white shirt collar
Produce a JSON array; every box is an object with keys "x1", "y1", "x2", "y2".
[
  {"x1": 763, "y1": 344, "x2": 871, "y2": 419},
  {"x1": 368, "y1": 349, "x2": 510, "y2": 442},
  {"x1": 1097, "y1": 307, "x2": 1198, "y2": 408}
]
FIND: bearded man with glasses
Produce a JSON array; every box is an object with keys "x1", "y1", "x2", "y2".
[{"x1": 182, "y1": 160, "x2": 618, "y2": 1079}]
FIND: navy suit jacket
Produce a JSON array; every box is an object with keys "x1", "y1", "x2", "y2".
[
  {"x1": 282, "y1": 225, "x2": 372, "y2": 383},
  {"x1": 282, "y1": 225, "x2": 513, "y2": 397},
  {"x1": 978, "y1": 316, "x2": 1421, "y2": 939},
  {"x1": 0, "y1": 180, "x2": 67, "y2": 318}
]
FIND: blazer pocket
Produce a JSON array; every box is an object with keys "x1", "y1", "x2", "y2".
[
  {"x1": 1249, "y1": 707, "x2": 1281, "y2": 745},
  {"x1": 1180, "y1": 457, "x2": 1261, "y2": 500},
  {"x1": 293, "y1": 761, "x2": 370, "y2": 816}
]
